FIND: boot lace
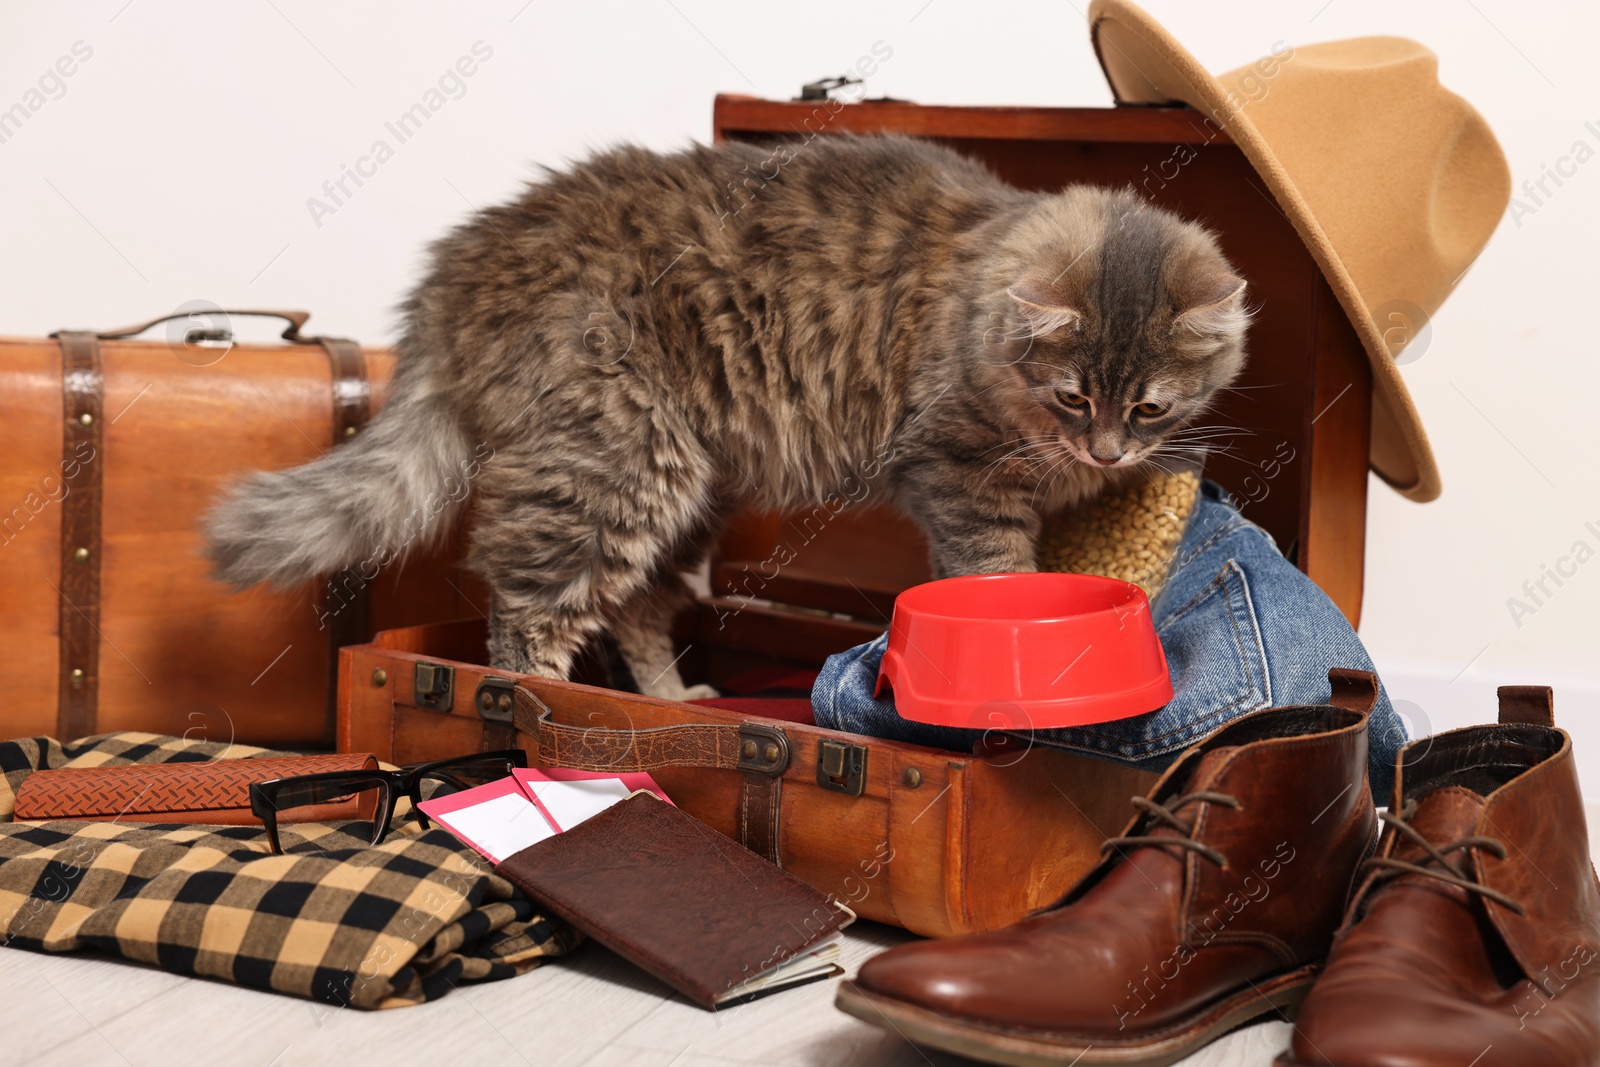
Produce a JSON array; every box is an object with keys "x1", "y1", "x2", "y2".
[
  {"x1": 1100, "y1": 791, "x2": 1241, "y2": 868},
  {"x1": 1361, "y1": 809, "x2": 1526, "y2": 915}
]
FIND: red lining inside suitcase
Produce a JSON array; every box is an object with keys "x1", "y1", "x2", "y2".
[{"x1": 688, "y1": 666, "x2": 818, "y2": 725}]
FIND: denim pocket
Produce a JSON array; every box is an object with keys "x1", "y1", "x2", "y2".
[{"x1": 1027, "y1": 559, "x2": 1272, "y2": 762}]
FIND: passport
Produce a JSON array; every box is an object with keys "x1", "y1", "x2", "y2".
[{"x1": 497, "y1": 792, "x2": 852, "y2": 1009}]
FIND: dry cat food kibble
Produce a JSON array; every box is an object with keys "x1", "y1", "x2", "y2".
[{"x1": 1037, "y1": 470, "x2": 1201, "y2": 600}]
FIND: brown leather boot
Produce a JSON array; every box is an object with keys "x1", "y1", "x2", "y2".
[
  {"x1": 835, "y1": 669, "x2": 1382, "y2": 1067},
  {"x1": 1279, "y1": 686, "x2": 1600, "y2": 1067}
]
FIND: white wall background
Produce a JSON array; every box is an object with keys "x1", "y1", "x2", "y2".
[{"x1": 3, "y1": 0, "x2": 1597, "y2": 788}]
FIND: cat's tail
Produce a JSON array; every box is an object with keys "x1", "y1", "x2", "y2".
[{"x1": 202, "y1": 377, "x2": 475, "y2": 590}]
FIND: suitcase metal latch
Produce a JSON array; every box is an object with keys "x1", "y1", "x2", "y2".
[
  {"x1": 413, "y1": 662, "x2": 455, "y2": 712},
  {"x1": 816, "y1": 739, "x2": 867, "y2": 796},
  {"x1": 798, "y1": 74, "x2": 862, "y2": 101},
  {"x1": 472, "y1": 675, "x2": 515, "y2": 724}
]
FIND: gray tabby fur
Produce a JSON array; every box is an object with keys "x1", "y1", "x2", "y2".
[{"x1": 204, "y1": 135, "x2": 1249, "y2": 699}]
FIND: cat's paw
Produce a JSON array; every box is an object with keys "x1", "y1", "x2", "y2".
[{"x1": 638, "y1": 678, "x2": 722, "y2": 701}]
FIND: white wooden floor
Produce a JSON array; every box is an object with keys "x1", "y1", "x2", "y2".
[{"x1": 5, "y1": 804, "x2": 1597, "y2": 1067}]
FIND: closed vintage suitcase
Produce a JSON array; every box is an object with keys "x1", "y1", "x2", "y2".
[
  {"x1": 0, "y1": 309, "x2": 485, "y2": 746},
  {"x1": 339, "y1": 94, "x2": 1381, "y2": 936}
]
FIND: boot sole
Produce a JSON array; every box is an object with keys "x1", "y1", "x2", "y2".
[{"x1": 835, "y1": 965, "x2": 1316, "y2": 1067}]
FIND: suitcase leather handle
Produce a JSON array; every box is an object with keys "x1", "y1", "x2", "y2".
[
  {"x1": 510, "y1": 684, "x2": 789, "y2": 863},
  {"x1": 509, "y1": 684, "x2": 785, "y2": 775},
  {"x1": 78, "y1": 309, "x2": 320, "y2": 344}
]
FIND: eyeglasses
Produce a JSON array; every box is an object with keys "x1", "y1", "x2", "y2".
[{"x1": 249, "y1": 749, "x2": 528, "y2": 854}]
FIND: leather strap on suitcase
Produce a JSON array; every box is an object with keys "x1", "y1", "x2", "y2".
[
  {"x1": 47, "y1": 310, "x2": 374, "y2": 741},
  {"x1": 54, "y1": 330, "x2": 104, "y2": 741},
  {"x1": 510, "y1": 684, "x2": 789, "y2": 864}
]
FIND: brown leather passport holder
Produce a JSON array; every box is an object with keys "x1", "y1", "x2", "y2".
[
  {"x1": 497, "y1": 792, "x2": 852, "y2": 1009},
  {"x1": 13, "y1": 753, "x2": 379, "y2": 824}
]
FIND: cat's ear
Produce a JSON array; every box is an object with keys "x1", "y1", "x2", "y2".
[
  {"x1": 1006, "y1": 280, "x2": 1081, "y2": 338},
  {"x1": 1172, "y1": 273, "x2": 1250, "y2": 337}
]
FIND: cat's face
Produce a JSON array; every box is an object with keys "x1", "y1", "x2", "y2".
[
  {"x1": 996, "y1": 198, "x2": 1250, "y2": 470},
  {"x1": 1003, "y1": 286, "x2": 1246, "y2": 468}
]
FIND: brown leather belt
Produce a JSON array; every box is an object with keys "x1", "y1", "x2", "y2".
[{"x1": 50, "y1": 311, "x2": 373, "y2": 742}]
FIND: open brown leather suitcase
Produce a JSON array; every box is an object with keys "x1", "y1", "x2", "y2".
[
  {"x1": 343, "y1": 620, "x2": 1156, "y2": 938},
  {"x1": 0, "y1": 310, "x2": 484, "y2": 746},
  {"x1": 339, "y1": 94, "x2": 1377, "y2": 938}
]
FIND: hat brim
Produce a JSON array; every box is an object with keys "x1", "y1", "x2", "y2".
[{"x1": 1089, "y1": 0, "x2": 1438, "y2": 501}]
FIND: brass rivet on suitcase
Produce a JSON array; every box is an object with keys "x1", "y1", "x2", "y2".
[
  {"x1": 742, "y1": 740, "x2": 758, "y2": 759},
  {"x1": 344, "y1": 425, "x2": 358, "y2": 439},
  {"x1": 69, "y1": 668, "x2": 85, "y2": 687},
  {"x1": 904, "y1": 767, "x2": 923, "y2": 788},
  {"x1": 72, "y1": 547, "x2": 90, "y2": 562},
  {"x1": 479, "y1": 690, "x2": 494, "y2": 710},
  {"x1": 371, "y1": 669, "x2": 388, "y2": 686},
  {"x1": 496, "y1": 694, "x2": 512, "y2": 713},
  {"x1": 78, "y1": 412, "x2": 93, "y2": 426},
  {"x1": 763, "y1": 743, "x2": 780, "y2": 763}
]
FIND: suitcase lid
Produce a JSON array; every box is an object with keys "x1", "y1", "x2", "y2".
[{"x1": 707, "y1": 94, "x2": 1371, "y2": 626}]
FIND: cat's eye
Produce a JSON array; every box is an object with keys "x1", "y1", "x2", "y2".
[
  {"x1": 1134, "y1": 401, "x2": 1170, "y2": 418},
  {"x1": 1055, "y1": 389, "x2": 1090, "y2": 410}
]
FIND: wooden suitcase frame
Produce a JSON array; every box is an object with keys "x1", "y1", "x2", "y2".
[{"x1": 340, "y1": 94, "x2": 1379, "y2": 936}]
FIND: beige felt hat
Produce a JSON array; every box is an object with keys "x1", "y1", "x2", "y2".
[{"x1": 1088, "y1": 0, "x2": 1510, "y2": 501}]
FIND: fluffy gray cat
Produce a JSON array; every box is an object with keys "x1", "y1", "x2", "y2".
[{"x1": 205, "y1": 134, "x2": 1249, "y2": 700}]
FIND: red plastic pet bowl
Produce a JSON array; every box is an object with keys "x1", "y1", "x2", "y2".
[{"x1": 875, "y1": 572, "x2": 1173, "y2": 729}]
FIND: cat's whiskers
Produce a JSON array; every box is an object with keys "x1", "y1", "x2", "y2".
[
  {"x1": 1155, "y1": 425, "x2": 1252, "y2": 458},
  {"x1": 975, "y1": 447, "x2": 1056, "y2": 482},
  {"x1": 1139, "y1": 455, "x2": 1185, "y2": 479},
  {"x1": 1158, "y1": 430, "x2": 1247, "y2": 449},
  {"x1": 1215, "y1": 382, "x2": 1283, "y2": 399},
  {"x1": 1161, "y1": 422, "x2": 1253, "y2": 441},
  {"x1": 1161, "y1": 433, "x2": 1250, "y2": 449},
  {"x1": 975, "y1": 432, "x2": 1068, "y2": 458},
  {"x1": 975, "y1": 433, "x2": 1066, "y2": 467},
  {"x1": 1147, "y1": 442, "x2": 1245, "y2": 468},
  {"x1": 972, "y1": 428, "x2": 1075, "y2": 476},
  {"x1": 1028, "y1": 449, "x2": 1086, "y2": 509},
  {"x1": 1152, "y1": 441, "x2": 1242, "y2": 460},
  {"x1": 977, "y1": 438, "x2": 1065, "y2": 490}
]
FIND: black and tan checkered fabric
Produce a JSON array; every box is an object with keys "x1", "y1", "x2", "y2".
[{"x1": 0, "y1": 732, "x2": 575, "y2": 1009}]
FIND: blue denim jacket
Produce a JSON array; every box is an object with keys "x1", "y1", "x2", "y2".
[{"x1": 812, "y1": 481, "x2": 1407, "y2": 800}]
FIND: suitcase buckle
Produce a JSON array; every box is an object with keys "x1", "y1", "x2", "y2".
[
  {"x1": 737, "y1": 724, "x2": 789, "y2": 777},
  {"x1": 816, "y1": 739, "x2": 867, "y2": 796},
  {"x1": 472, "y1": 675, "x2": 516, "y2": 723}
]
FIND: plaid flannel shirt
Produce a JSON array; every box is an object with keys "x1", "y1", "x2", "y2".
[{"x1": 0, "y1": 732, "x2": 575, "y2": 1009}]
